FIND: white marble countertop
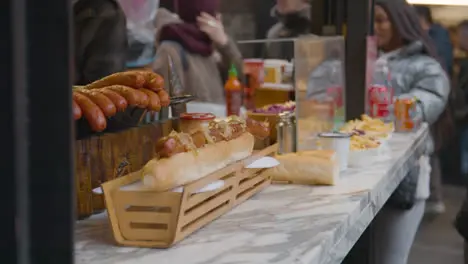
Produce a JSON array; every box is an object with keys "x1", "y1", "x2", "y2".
[{"x1": 75, "y1": 125, "x2": 429, "y2": 264}]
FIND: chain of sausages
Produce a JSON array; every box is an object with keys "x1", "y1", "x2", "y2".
[
  {"x1": 72, "y1": 71, "x2": 169, "y2": 132},
  {"x1": 156, "y1": 119, "x2": 270, "y2": 158}
]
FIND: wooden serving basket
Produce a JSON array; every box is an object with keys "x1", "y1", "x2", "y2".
[
  {"x1": 101, "y1": 144, "x2": 277, "y2": 248},
  {"x1": 75, "y1": 121, "x2": 173, "y2": 219}
]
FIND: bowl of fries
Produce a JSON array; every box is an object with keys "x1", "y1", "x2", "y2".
[
  {"x1": 340, "y1": 114, "x2": 394, "y2": 139},
  {"x1": 348, "y1": 135, "x2": 382, "y2": 167},
  {"x1": 349, "y1": 134, "x2": 381, "y2": 150},
  {"x1": 341, "y1": 115, "x2": 393, "y2": 167}
]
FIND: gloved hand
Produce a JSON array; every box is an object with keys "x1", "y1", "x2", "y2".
[{"x1": 197, "y1": 12, "x2": 228, "y2": 46}]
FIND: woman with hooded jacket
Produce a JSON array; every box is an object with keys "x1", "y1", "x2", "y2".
[{"x1": 371, "y1": 0, "x2": 450, "y2": 263}]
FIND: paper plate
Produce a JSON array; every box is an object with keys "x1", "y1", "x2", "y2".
[
  {"x1": 172, "y1": 180, "x2": 225, "y2": 193},
  {"x1": 246, "y1": 156, "x2": 280, "y2": 169}
]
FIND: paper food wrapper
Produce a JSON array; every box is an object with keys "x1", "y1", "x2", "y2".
[{"x1": 92, "y1": 156, "x2": 279, "y2": 195}]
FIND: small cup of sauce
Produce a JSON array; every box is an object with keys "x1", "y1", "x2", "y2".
[{"x1": 179, "y1": 113, "x2": 216, "y2": 135}]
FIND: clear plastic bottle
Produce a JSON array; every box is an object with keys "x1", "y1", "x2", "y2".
[
  {"x1": 373, "y1": 59, "x2": 391, "y2": 87},
  {"x1": 368, "y1": 58, "x2": 394, "y2": 121},
  {"x1": 327, "y1": 65, "x2": 345, "y2": 130}
]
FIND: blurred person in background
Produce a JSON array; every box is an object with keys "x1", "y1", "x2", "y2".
[
  {"x1": 415, "y1": 6, "x2": 453, "y2": 76},
  {"x1": 449, "y1": 26, "x2": 460, "y2": 49},
  {"x1": 118, "y1": 0, "x2": 160, "y2": 70},
  {"x1": 73, "y1": 0, "x2": 127, "y2": 85},
  {"x1": 454, "y1": 21, "x2": 468, "y2": 183},
  {"x1": 152, "y1": 0, "x2": 243, "y2": 104},
  {"x1": 455, "y1": 20, "x2": 468, "y2": 263},
  {"x1": 415, "y1": 5, "x2": 454, "y2": 215},
  {"x1": 449, "y1": 26, "x2": 467, "y2": 59},
  {"x1": 372, "y1": 0, "x2": 450, "y2": 263},
  {"x1": 265, "y1": 0, "x2": 312, "y2": 59},
  {"x1": 267, "y1": 0, "x2": 311, "y2": 39}
]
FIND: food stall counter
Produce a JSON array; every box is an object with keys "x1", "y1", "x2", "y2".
[{"x1": 75, "y1": 124, "x2": 429, "y2": 264}]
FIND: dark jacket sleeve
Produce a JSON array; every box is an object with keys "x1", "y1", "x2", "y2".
[
  {"x1": 74, "y1": 0, "x2": 127, "y2": 85},
  {"x1": 429, "y1": 25, "x2": 454, "y2": 76},
  {"x1": 451, "y1": 60, "x2": 468, "y2": 120},
  {"x1": 455, "y1": 190, "x2": 468, "y2": 241},
  {"x1": 459, "y1": 60, "x2": 468, "y2": 100}
]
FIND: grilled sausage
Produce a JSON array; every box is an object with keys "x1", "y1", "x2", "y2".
[
  {"x1": 78, "y1": 90, "x2": 117, "y2": 118},
  {"x1": 155, "y1": 137, "x2": 186, "y2": 158},
  {"x1": 104, "y1": 85, "x2": 149, "y2": 107},
  {"x1": 246, "y1": 118, "x2": 270, "y2": 139},
  {"x1": 85, "y1": 72, "x2": 146, "y2": 90},
  {"x1": 228, "y1": 123, "x2": 245, "y2": 139},
  {"x1": 139, "y1": 88, "x2": 161, "y2": 112},
  {"x1": 157, "y1": 89, "x2": 170, "y2": 107},
  {"x1": 191, "y1": 131, "x2": 207, "y2": 148},
  {"x1": 155, "y1": 121, "x2": 248, "y2": 158},
  {"x1": 208, "y1": 128, "x2": 225, "y2": 142},
  {"x1": 72, "y1": 99, "x2": 82, "y2": 120},
  {"x1": 99, "y1": 89, "x2": 128, "y2": 111},
  {"x1": 141, "y1": 71, "x2": 164, "y2": 92},
  {"x1": 73, "y1": 92, "x2": 107, "y2": 132}
]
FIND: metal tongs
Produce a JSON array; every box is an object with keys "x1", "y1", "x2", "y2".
[
  {"x1": 144, "y1": 55, "x2": 194, "y2": 124},
  {"x1": 170, "y1": 94, "x2": 195, "y2": 105}
]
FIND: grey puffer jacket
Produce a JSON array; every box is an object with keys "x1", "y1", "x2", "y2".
[{"x1": 380, "y1": 41, "x2": 450, "y2": 153}]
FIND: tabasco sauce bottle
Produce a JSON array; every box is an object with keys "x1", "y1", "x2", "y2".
[{"x1": 225, "y1": 64, "x2": 242, "y2": 116}]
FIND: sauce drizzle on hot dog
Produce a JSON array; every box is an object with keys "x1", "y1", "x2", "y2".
[{"x1": 155, "y1": 117, "x2": 269, "y2": 158}]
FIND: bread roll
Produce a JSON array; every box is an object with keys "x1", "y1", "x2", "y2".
[
  {"x1": 142, "y1": 132, "x2": 255, "y2": 192},
  {"x1": 267, "y1": 150, "x2": 339, "y2": 185}
]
